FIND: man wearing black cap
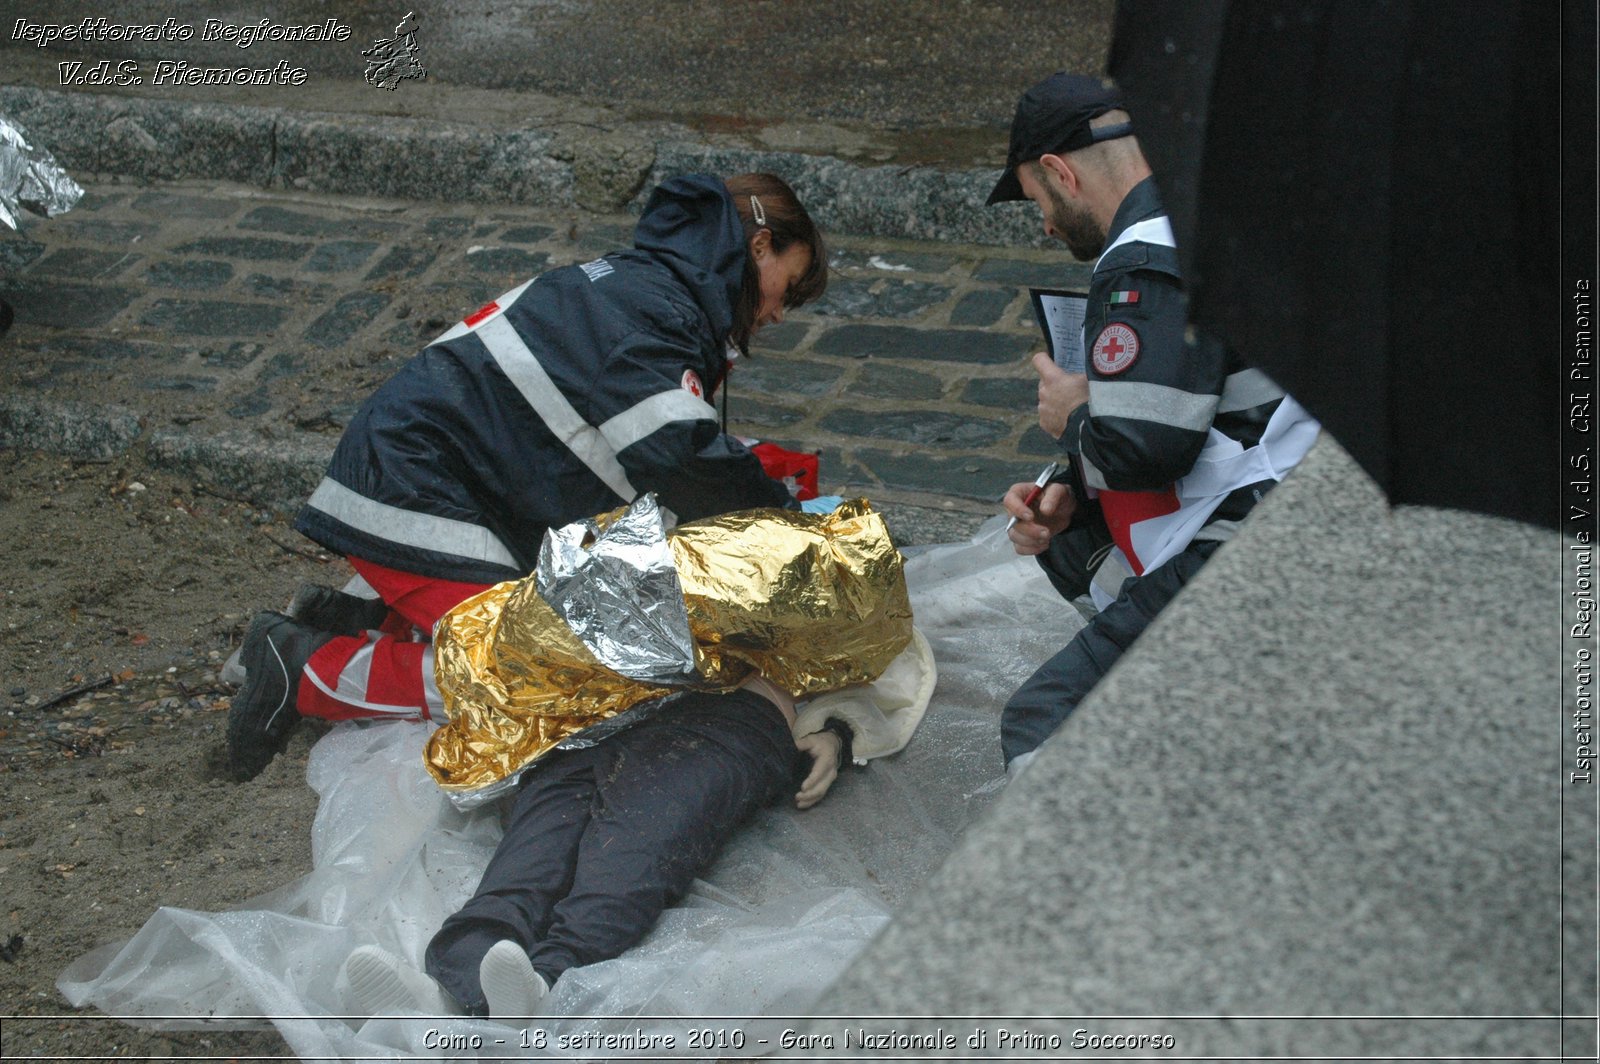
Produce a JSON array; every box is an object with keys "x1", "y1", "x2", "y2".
[{"x1": 991, "y1": 73, "x2": 1318, "y2": 775}]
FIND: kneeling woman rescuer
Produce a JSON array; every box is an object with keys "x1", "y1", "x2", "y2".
[{"x1": 224, "y1": 172, "x2": 828, "y2": 781}]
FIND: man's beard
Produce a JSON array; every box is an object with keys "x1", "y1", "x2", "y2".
[{"x1": 1045, "y1": 181, "x2": 1105, "y2": 260}]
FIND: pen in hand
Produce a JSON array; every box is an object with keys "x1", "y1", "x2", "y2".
[{"x1": 1005, "y1": 461, "x2": 1060, "y2": 531}]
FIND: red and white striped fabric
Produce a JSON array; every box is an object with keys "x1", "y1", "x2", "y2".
[{"x1": 297, "y1": 558, "x2": 491, "y2": 723}]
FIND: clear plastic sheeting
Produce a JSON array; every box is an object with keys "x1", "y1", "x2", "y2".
[
  {"x1": 0, "y1": 115, "x2": 83, "y2": 230},
  {"x1": 58, "y1": 518, "x2": 1085, "y2": 1061}
]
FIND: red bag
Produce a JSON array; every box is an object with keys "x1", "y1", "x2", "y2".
[{"x1": 748, "y1": 441, "x2": 820, "y2": 501}]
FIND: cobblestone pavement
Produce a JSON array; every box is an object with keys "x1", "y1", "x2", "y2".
[{"x1": 1, "y1": 178, "x2": 1091, "y2": 530}]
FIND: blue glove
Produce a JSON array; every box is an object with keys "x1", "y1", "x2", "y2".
[{"x1": 800, "y1": 495, "x2": 845, "y2": 514}]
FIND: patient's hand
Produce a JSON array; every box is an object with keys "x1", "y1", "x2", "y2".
[{"x1": 794, "y1": 730, "x2": 843, "y2": 809}]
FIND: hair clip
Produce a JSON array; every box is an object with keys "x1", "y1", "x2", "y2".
[{"x1": 750, "y1": 195, "x2": 767, "y2": 227}]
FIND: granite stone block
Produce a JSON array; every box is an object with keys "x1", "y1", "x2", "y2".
[
  {"x1": 69, "y1": 190, "x2": 124, "y2": 212},
  {"x1": 961, "y1": 376, "x2": 1035, "y2": 410},
  {"x1": 0, "y1": 279, "x2": 138, "y2": 329},
  {"x1": 146, "y1": 429, "x2": 333, "y2": 514},
  {"x1": 34, "y1": 336, "x2": 181, "y2": 363},
  {"x1": 130, "y1": 192, "x2": 241, "y2": 220},
  {"x1": 829, "y1": 248, "x2": 958, "y2": 274},
  {"x1": 648, "y1": 143, "x2": 1047, "y2": 248},
  {"x1": 242, "y1": 275, "x2": 334, "y2": 301},
  {"x1": 749, "y1": 321, "x2": 809, "y2": 353},
  {"x1": 730, "y1": 358, "x2": 845, "y2": 399},
  {"x1": 0, "y1": 88, "x2": 275, "y2": 185},
  {"x1": 853, "y1": 363, "x2": 945, "y2": 400},
  {"x1": 172, "y1": 236, "x2": 312, "y2": 262},
  {"x1": 201, "y1": 342, "x2": 267, "y2": 369},
  {"x1": 819, "y1": 408, "x2": 1008, "y2": 448},
  {"x1": 974, "y1": 256, "x2": 1092, "y2": 287},
  {"x1": 259, "y1": 352, "x2": 307, "y2": 383},
  {"x1": 146, "y1": 260, "x2": 233, "y2": 290},
  {"x1": 140, "y1": 375, "x2": 219, "y2": 393},
  {"x1": 851, "y1": 447, "x2": 1019, "y2": 499},
  {"x1": 304, "y1": 241, "x2": 380, "y2": 274},
  {"x1": 808, "y1": 277, "x2": 952, "y2": 320},
  {"x1": 811, "y1": 447, "x2": 874, "y2": 493},
  {"x1": 951, "y1": 287, "x2": 1017, "y2": 327},
  {"x1": 425, "y1": 217, "x2": 474, "y2": 237},
  {"x1": 499, "y1": 225, "x2": 556, "y2": 244},
  {"x1": 1017, "y1": 425, "x2": 1063, "y2": 456},
  {"x1": 48, "y1": 219, "x2": 161, "y2": 245},
  {"x1": 812, "y1": 323, "x2": 1027, "y2": 364},
  {"x1": 141, "y1": 298, "x2": 288, "y2": 337},
  {"x1": 31, "y1": 248, "x2": 142, "y2": 280},
  {"x1": 726, "y1": 398, "x2": 806, "y2": 430},
  {"x1": 365, "y1": 245, "x2": 437, "y2": 281},
  {"x1": 272, "y1": 113, "x2": 571, "y2": 208},
  {"x1": 0, "y1": 395, "x2": 142, "y2": 459},
  {"x1": 226, "y1": 387, "x2": 272, "y2": 419},
  {"x1": 0, "y1": 237, "x2": 46, "y2": 271},
  {"x1": 305, "y1": 292, "x2": 392, "y2": 348},
  {"x1": 237, "y1": 206, "x2": 389, "y2": 240},
  {"x1": 464, "y1": 247, "x2": 549, "y2": 276}
]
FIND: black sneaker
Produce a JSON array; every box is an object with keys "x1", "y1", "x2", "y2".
[
  {"x1": 287, "y1": 583, "x2": 390, "y2": 635},
  {"x1": 226, "y1": 611, "x2": 333, "y2": 780}
]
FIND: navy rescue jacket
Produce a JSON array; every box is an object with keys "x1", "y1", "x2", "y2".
[
  {"x1": 295, "y1": 174, "x2": 795, "y2": 584},
  {"x1": 1058, "y1": 176, "x2": 1289, "y2": 543}
]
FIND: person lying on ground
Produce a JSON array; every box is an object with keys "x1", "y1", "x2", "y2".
[
  {"x1": 340, "y1": 674, "x2": 838, "y2": 1018},
  {"x1": 340, "y1": 493, "x2": 933, "y2": 1019}
]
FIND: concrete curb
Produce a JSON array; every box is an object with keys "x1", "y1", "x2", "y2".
[
  {"x1": 645, "y1": 143, "x2": 1045, "y2": 248},
  {"x1": 0, "y1": 393, "x2": 326, "y2": 511},
  {"x1": 0, "y1": 394, "x2": 143, "y2": 462},
  {"x1": 0, "y1": 85, "x2": 571, "y2": 210},
  {"x1": 146, "y1": 428, "x2": 333, "y2": 512},
  {"x1": 0, "y1": 85, "x2": 1045, "y2": 247}
]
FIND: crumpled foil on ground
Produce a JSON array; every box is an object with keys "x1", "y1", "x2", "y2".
[
  {"x1": 427, "y1": 497, "x2": 912, "y2": 799},
  {"x1": 0, "y1": 116, "x2": 83, "y2": 230},
  {"x1": 56, "y1": 517, "x2": 1086, "y2": 1059}
]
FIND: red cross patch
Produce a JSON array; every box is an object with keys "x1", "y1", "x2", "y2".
[
  {"x1": 681, "y1": 369, "x2": 704, "y2": 399},
  {"x1": 1091, "y1": 322, "x2": 1140, "y2": 375}
]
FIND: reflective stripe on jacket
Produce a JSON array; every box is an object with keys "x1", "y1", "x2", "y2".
[{"x1": 295, "y1": 175, "x2": 793, "y2": 584}]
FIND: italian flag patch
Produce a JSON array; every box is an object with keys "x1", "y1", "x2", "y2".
[{"x1": 1108, "y1": 290, "x2": 1140, "y2": 305}]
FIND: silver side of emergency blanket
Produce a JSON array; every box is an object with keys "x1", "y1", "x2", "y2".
[
  {"x1": 56, "y1": 518, "x2": 1083, "y2": 1060},
  {"x1": 536, "y1": 493, "x2": 697, "y2": 686},
  {"x1": 0, "y1": 116, "x2": 83, "y2": 230}
]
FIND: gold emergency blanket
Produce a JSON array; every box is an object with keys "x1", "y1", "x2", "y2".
[{"x1": 426, "y1": 499, "x2": 912, "y2": 795}]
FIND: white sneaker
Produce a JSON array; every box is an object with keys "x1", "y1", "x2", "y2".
[
  {"x1": 345, "y1": 945, "x2": 458, "y2": 1016},
  {"x1": 478, "y1": 939, "x2": 548, "y2": 1018}
]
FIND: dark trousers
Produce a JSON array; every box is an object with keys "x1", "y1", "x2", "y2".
[
  {"x1": 1035, "y1": 521, "x2": 1115, "y2": 603},
  {"x1": 425, "y1": 689, "x2": 803, "y2": 1012},
  {"x1": 1001, "y1": 540, "x2": 1221, "y2": 765}
]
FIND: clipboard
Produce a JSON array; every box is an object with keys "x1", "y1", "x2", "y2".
[{"x1": 1028, "y1": 288, "x2": 1089, "y2": 374}]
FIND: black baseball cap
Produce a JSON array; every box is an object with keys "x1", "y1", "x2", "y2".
[{"x1": 987, "y1": 73, "x2": 1131, "y2": 205}]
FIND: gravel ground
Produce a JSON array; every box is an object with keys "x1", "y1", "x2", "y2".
[
  {"x1": 0, "y1": 446, "x2": 345, "y2": 1059},
  {"x1": 0, "y1": 444, "x2": 993, "y2": 1059}
]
